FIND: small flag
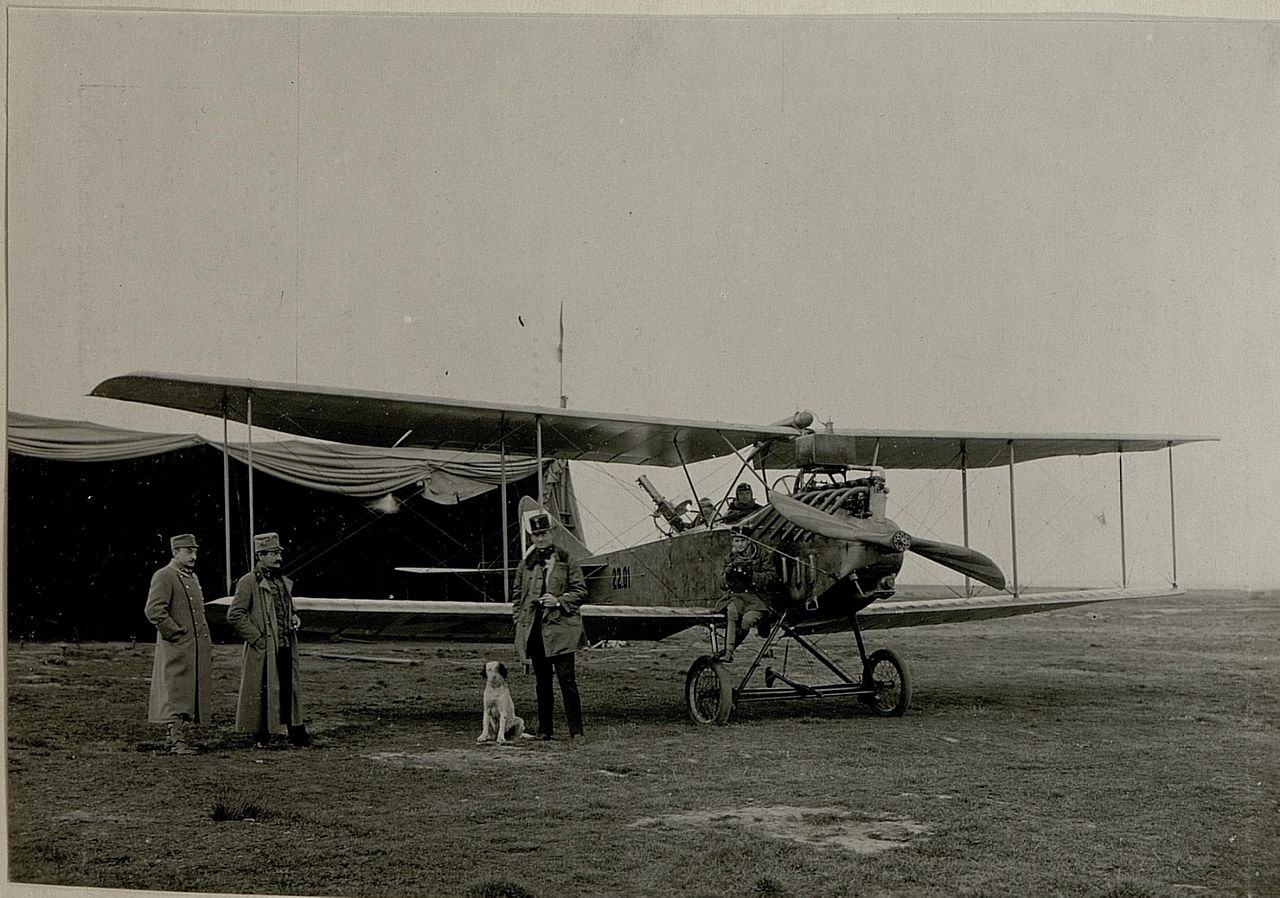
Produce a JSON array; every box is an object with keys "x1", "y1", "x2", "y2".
[{"x1": 557, "y1": 302, "x2": 564, "y2": 363}]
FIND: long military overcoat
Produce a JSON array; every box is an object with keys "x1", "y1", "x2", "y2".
[
  {"x1": 227, "y1": 569, "x2": 303, "y2": 733},
  {"x1": 512, "y1": 547, "x2": 588, "y2": 662},
  {"x1": 144, "y1": 562, "x2": 213, "y2": 723}
]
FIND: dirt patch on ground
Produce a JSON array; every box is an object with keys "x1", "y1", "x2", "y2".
[{"x1": 631, "y1": 805, "x2": 929, "y2": 854}]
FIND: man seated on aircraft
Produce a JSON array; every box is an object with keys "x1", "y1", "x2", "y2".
[
  {"x1": 689, "y1": 497, "x2": 719, "y2": 528},
  {"x1": 719, "y1": 482, "x2": 764, "y2": 525},
  {"x1": 716, "y1": 526, "x2": 780, "y2": 662}
]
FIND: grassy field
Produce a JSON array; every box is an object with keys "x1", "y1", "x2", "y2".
[{"x1": 5, "y1": 589, "x2": 1277, "y2": 897}]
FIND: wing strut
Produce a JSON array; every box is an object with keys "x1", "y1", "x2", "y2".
[
  {"x1": 674, "y1": 437, "x2": 704, "y2": 519},
  {"x1": 960, "y1": 441, "x2": 971, "y2": 598},
  {"x1": 248, "y1": 391, "x2": 256, "y2": 559},
  {"x1": 501, "y1": 440, "x2": 509, "y2": 602},
  {"x1": 1007, "y1": 440, "x2": 1019, "y2": 597},
  {"x1": 1118, "y1": 447, "x2": 1127, "y2": 587},
  {"x1": 1168, "y1": 442, "x2": 1178, "y2": 587},
  {"x1": 222, "y1": 406, "x2": 232, "y2": 595},
  {"x1": 717, "y1": 432, "x2": 769, "y2": 498},
  {"x1": 1002, "y1": 439, "x2": 1181, "y2": 596}
]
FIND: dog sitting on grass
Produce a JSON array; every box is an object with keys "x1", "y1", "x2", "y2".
[{"x1": 477, "y1": 660, "x2": 530, "y2": 745}]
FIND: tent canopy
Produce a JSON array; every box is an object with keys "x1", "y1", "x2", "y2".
[
  {"x1": 6, "y1": 412, "x2": 577, "y2": 640},
  {"x1": 8, "y1": 411, "x2": 539, "y2": 502}
]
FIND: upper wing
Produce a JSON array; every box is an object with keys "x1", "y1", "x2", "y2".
[
  {"x1": 91, "y1": 372, "x2": 800, "y2": 467},
  {"x1": 91, "y1": 372, "x2": 1214, "y2": 469},
  {"x1": 755, "y1": 429, "x2": 1216, "y2": 470},
  {"x1": 854, "y1": 586, "x2": 1185, "y2": 631}
]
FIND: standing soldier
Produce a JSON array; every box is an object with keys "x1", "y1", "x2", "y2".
[
  {"x1": 513, "y1": 512, "x2": 589, "y2": 741},
  {"x1": 144, "y1": 533, "x2": 212, "y2": 755},
  {"x1": 228, "y1": 532, "x2": 311, "y2": 748}
]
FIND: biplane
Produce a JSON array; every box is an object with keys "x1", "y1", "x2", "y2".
[{"x1": 91, "y1": 372, "x2": 1214, "y2": 724}]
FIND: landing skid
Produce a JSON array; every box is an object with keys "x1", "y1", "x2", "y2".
[{"x1": 684, "y1": 610, "x2": 911, "y2": 725}]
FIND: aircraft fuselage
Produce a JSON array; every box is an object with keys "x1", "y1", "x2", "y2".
[{"x1": 582, "y1": 520, "x2": 906, "y2": 631}]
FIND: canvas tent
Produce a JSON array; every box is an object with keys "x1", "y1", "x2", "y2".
[{"x1": 6, "y1": 412, "x2": 580, "y2": 641}]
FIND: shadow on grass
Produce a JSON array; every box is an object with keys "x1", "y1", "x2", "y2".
[
  {"x1": 210, "y1": 792, "x2": 272, "y2": 822},
  {"x1": 752, "y1": 876, "x2": 790, "y2": 896},
  {"x1": 1092, "y1": 883, "x2": 1161, "y2": 898}
]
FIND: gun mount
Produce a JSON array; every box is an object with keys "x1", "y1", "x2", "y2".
[{"x1": 637, "y1": 475, "x2": 690, "y2": 533}]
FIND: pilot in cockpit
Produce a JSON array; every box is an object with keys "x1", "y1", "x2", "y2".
[
  {"x1": 689, "y1": 497, "x2": 718, "y2": 528},
  {"x1": 719, "y1": 482, "x2": 764, "y2": 525}
]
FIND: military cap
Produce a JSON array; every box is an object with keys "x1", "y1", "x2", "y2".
[
  {"x1": 528, "y1": 513, "x2": 552, "y2": 534},
  {"x1": 170, "y1": 533, "x2": 199, "y2": 551},
  {"x1": 253, "y1": 532, "x2": 283, "y2": 553}
]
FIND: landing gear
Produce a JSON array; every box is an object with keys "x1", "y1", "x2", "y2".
[
  {"x1": 685, "y1": 655, "x2": 734, "y2": 725},
  {"x1": 685, "y1": 610, "x2": 913, "y2": 724},
  {"x1": 860, "y1": 648, "x2": 911, "y2": 717}
]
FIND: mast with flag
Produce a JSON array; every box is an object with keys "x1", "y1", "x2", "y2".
[{"x1": 558, "y1": 301, "x2": 567, "y2": 409}]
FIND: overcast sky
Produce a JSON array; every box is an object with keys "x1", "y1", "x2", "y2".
[{"x1": 6, "y1": 4, "x2": 1278, "y2": 589}]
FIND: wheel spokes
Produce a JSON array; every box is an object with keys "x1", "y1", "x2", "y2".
[
  {"x1": 693, "y1": 670, "x2": 721, "y2": 720},
  {"x1": 869, "y1": 661, "x2": 902, "y2": 712}
]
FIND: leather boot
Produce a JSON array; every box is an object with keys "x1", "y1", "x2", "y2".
[
  {"x1": 723, "y1": 629, "x2": 739, "y2": 662},
  {"x1": 167, "y1": 721, "x2": 196, "y2": 755}
]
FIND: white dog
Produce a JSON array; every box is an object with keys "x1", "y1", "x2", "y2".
[{"x1": 477, "y1": 661, "x2": 529, "y2": 744}]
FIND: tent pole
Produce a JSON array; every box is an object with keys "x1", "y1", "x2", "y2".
[
  {"x1": 1168, "y1": 442, "x2": 1178, "y2": 587},
  {"x1": 1008, "y1": 440, "x2": 1019, "y2": 597},
  {"x1": 223, "y1": 408, "x2": 232, "y2": 595},
  {"x1": 961, "y1": 442, "x2": 971, "y2": 597},
  {"x1": 500, "y1": 441, "x2": 509, "y2": 603},
  {"x1": 1118, "y1": 446, "x2": 1128, "y2": 587},
  {"x1": 536, "y1": 416, "x2": 544, "y2": 506},
  {"x1": 247, "y1": 391, "x2": 255, "y2": 563}
]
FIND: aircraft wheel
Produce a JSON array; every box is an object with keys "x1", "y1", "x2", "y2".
[
  {"x1": 861, "y1": 648, "x2": 911, "y2": 717},
  {"x1": 685, "y1": 655, "x2": 734, "y2": 725}
]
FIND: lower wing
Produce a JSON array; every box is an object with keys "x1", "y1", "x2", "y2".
[
  {"x1": 207, "y1": 597, "x2": 719, "y2": 643},
  {"x1": 208, "y1": 586, "x2": 1181, "y2": 643},
  {"x1": 855, "y1": 585, "x2": 1184, "y2": 631}
]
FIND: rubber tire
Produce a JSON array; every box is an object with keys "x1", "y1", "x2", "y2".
[
  {"x1": 861, "y1": 647, "x2": 911, "y2": 717},
  {"x1": 685, "y1": 655, "x2": 734, "y2": 725}
]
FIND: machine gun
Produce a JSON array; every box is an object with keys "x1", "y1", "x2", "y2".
[{"x1": 637, "y1": 475, "x2": 690, "y2": 533}]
